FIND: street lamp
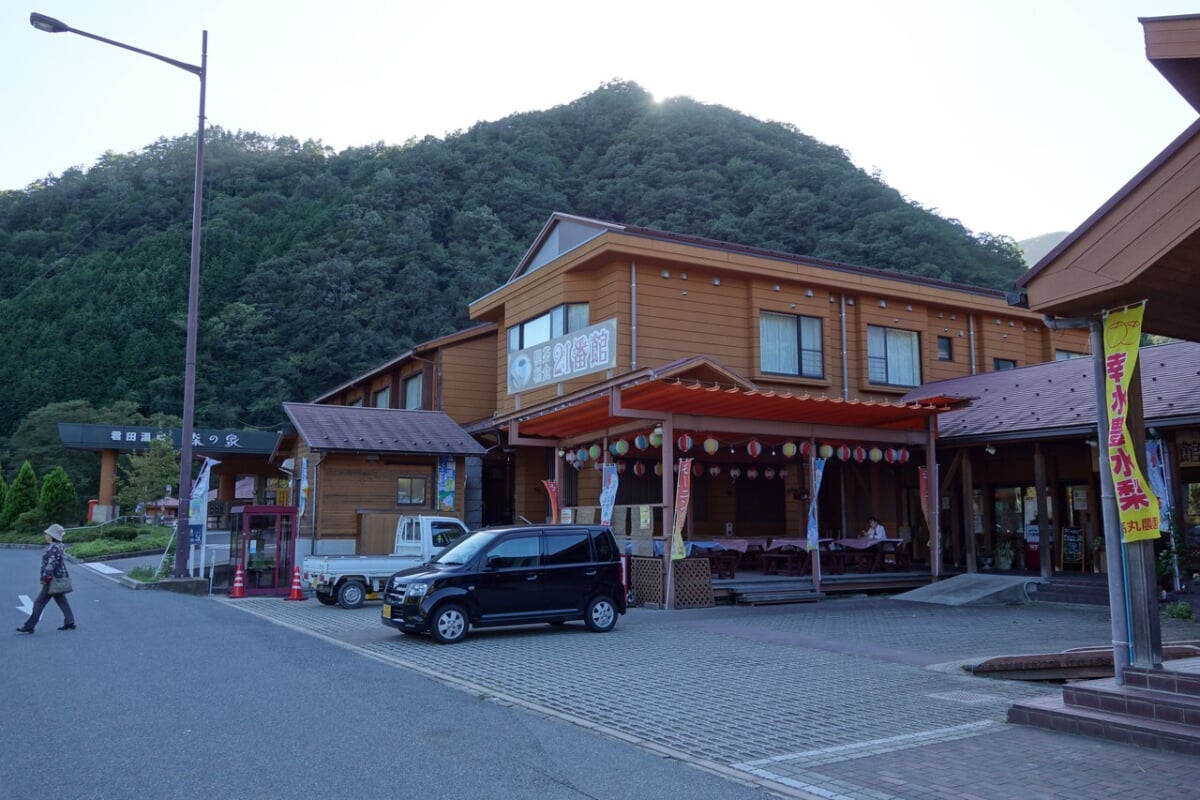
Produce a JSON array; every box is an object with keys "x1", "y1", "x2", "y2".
[{"x1": 30, "y1": 12, "x2": 207, "y2": 578}]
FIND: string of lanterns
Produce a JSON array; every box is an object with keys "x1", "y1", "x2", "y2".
[{"x1": 560, "y1": 432, "x2": 911, "y2": 472}]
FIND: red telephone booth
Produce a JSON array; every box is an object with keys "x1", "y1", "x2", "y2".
[{"x1": 228, "y1": 505, "x2": 297, "y2": 596}]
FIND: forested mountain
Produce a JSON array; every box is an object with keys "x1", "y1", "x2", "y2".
[{"x1": 0, "y1": 80, "x2": 1026, "y2": 456}]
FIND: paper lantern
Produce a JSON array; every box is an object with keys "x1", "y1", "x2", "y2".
[
  {"x1": 653, "y1": 461, "x2": 663, "y2": 477},
  {"x1": 616, "y1": 461, "x2": 626, "y2": 474},
  {"x1": 703, "y1": 437, "x2": 720, "y2": 455},
  {"x1": 593, "y1": 459, "x2": 603, "y2": 471},
  {"x1": 564, "y1": 450, "x2": 575, "y2": 464},
  {"x1": 746, "y1": 439, "x2": 763, "y2": 458},
  {"x1": 708, "y1": 464, "x2": 721, "y2": 477},
  {"x1": 576, "y1": 448, "x2": 589, "y2": 463},
  {"x1": 781, "y1": 441, "x2": 797, "y2": 459},
  {"x1": 729, "y1": 466, "x2": 742, "y2": 481},
  {"x1": 633, "y1": 461, "x2": 646, "y2": 477},
  {"x1": 677, "y1": 434, "x2": 694, "y2": 452},
  {"x1": 836, "y1": 445, "x2": 851, "y2": 461},
  {"x1": 649, "y1": 430, "x2": 663, "y2": 447},
  {"x1": 818, "y1": 443, "x2": 833, "y2": 459},
  {"x1": 898, "y1": 448, "x2": 910, "y2": 464},
  {"x1": 573, "y1": 459, "x2": 584, "y2": 471},
  {"x1": 746, "y1": 467, "x2": 759, "y2": 480},
  {"x1": 853, "y1": 445, "x2": 867, "y2": 463},
  {"x1": 609, "y1": 442, "x2": 621, "y2": 457},
  {"x1": 778, "y1": 468, "x2": 788, "y2": 480},
  {"x1": 614, "y1": 438, "x2": 630, "y2": 455},
  {"x1": 869, "y1": 447, "x2": 883, "y2": 463},
  {"x1": 588, "y1": 444, "x2": 601, "y2": 460},
  {"x1": 801, "y1": 441, "x2": 812, "y2": 458},
  {"x1": 634, "y1": 434, "x2": 649, "y2": 451},
  {"x1": 764, "y1": 467, "x2": 776, "y2": 480},
  {"x1": 692, "y1": 461, "x2": 703, "y2": 477}
]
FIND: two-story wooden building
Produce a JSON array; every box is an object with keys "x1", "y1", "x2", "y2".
[{"x1": 295, "y1": 213, "x2": 1088, "y2": 572}]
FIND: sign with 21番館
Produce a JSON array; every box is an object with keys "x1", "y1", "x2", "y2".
[{"x1": 1102, "y1": 302, "x2": 1160, "y2": 543}]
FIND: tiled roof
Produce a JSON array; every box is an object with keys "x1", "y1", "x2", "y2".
[
  {"x1": 282, "y1": 403, "x2": 487, "y2": 456},
  {"x1": 902, "y1": 341, "x2": 1200, "y2": 442}
]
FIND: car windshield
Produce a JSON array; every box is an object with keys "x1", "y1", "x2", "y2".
[{"x1": 429, "y1": 530, "x2": 500, "y2": 565}]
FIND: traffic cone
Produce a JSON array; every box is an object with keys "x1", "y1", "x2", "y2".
[
  {"x1": 285, "y1": 565, "x2": 305, "y2": 601},
  {"x1": 229, "y1": 564, "x2": 246, "y2": 598}
]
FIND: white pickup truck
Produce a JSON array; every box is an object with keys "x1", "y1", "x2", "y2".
[{"x1": 302, "y1": 515, "x2": 470, "y2": 608}]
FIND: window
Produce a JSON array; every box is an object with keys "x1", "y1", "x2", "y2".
[
  {"x1": 760, "y1": 312, "x2": 823, "y2": 378},
  {"x1": 348, "y1": 397, "x2": 363, "y2": 408},
  {"x1": 937, "y1": 336, "x2": 953, "y2": 361},
  {"x1": 867, "y1": 325, "x2": 921, "y2": 387},
  {"x1": 396, "y1": 476, "x2": 427, "y2": 506},
  {"x1": 485, "y1": 534, "x2": 540, "y2": 569},
  {"x1": 1055, "y1": 350, "x2": 1085, "y2": 361},
  {"x1": 507, "y1": 303, "x2": 589, "y2": 352},
  {"x1": 994, "y1": 358, "x2": 1017, "y2": 371},
  {"x1": 403, "y1": 374, "x2": 423, "y2": 409},
  {"x1": 543, "y1": 532, "x2": 591, "y2": 565},
  {"x1": 373, "y1": 386, "x2": 391, "y2": 408}
]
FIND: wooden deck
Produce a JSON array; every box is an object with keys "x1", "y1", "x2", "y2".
[{"x1": 711, "y1": 568, "x2": 933, "y2": 606}]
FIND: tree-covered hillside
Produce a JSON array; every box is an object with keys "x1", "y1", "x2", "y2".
[{"x1": 0, "y1": 80, "x2": 1025, "y2": 456}]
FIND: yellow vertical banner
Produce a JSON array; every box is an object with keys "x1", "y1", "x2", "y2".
[
  {"x1": 670, "y1": 458, "x2": 692, "y2": 560},
  {"x1": 1102, "y1": 303, "x2": 1160, "y2": 543}
]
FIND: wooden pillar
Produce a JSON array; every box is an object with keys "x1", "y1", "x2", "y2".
[
  {"x1": 98, "y1": 448, "x2": 118, "y2": 507},
  {"x1": 1034, "y1": 443, "x2": 1052, "y2": 580},
  {"x1": 218, "y1": 472, "x2": 237, "y2": 501},
  {"x1": 962, "y1": 451, "x2": 976, "y2": 573}
]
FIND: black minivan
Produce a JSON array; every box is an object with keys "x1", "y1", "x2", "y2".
[{"x1": 380, "y1": 524, "x2": 627, "y2": 644}]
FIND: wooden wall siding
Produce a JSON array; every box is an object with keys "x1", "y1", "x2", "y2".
[
  {"x1": 439, "y1": 334, "x2": 498, "y2": 423},
  {"x1": 315, "y1": 453, "x2": 440, "y2": 539}
]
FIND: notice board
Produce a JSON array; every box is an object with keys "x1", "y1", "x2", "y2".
[{"x1": 1060, "y1": 527, "x2": 1084, "y2": 571}]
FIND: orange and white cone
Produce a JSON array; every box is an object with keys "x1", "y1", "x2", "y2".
[
  {"x1": 229, "y1": 564, "x2": 246, "y2": 598},
  {"x1": 285, "y1": 565, "x2": 305, "y2": 601}
]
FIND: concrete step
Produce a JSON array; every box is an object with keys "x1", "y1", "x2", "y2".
[{"x1": 733, "y1": 589, "x2": 824, "y2": 606}]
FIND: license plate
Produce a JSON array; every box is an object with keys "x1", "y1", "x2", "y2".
[{"x1": 382, "y1": 603, "x2": 392, "y2": 619}]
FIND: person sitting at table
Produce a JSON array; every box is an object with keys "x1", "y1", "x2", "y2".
[{"x1": 863, "y1": 515, "x2": 887, "y2": 539}]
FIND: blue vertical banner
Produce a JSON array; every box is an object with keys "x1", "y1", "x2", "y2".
[
  {"x1": 599, "y1": 463, "x2": 619, "y2": 525},
  {"x1": 438, "y1": 456, "x2": 456, "y2": 512},
  {"x1": 806, "y1": 457, "x2": 826, "y2": 550},
  {"x1": 188, "y1": 458, "x2": 218, "y2": 549}
]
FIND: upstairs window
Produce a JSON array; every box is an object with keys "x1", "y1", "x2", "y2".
[
  {"x1": 937, "y1": 336, "x2": 953, "y2": 362},
  {"x1": 867, "y1": 325, "x2": 921, "y2": 387},
  {"x1": 403, "y1": 374, "x2": 423, "y2": 409},
  {"x1": 760, "y1": 312, "x2": 823, "y2": 378},
  {"x1": 994, "y1": 358, "x2": 1017, "y2": 371},
  {"x1": 373, "y1": 386, "x2": 391, "y2": 409},
  {"x1": 507, "y1": 303, "x2": 589, "y2": 352},
  {"x1": 1055, "y1": 350, "x2": 1085, "y2": 361}
]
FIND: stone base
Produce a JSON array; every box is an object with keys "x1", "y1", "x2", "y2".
[{"x1": 155, "y1": 577, "x2": 209, "y2": 595}]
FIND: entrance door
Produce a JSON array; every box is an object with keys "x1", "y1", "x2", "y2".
[{"x1": 231, "y1": 505, "x2": 297, "y2": 596}]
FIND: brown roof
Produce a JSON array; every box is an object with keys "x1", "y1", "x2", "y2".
[
  {"x1": 282, "y1": 402, "x2": 486, "y2": 456},
  {"x1": 902, "y1": 341, "x2": 1200, "y2": 443}
]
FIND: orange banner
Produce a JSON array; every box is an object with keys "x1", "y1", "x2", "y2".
[
  {"x1": 1102, "y1": 303, "x2": 1160, "y2": 543},
  {"x1": 542, "y1": 480, "x2": 559, "y2": 524},
  {"x1": 670, "y1": 459, "x2": 692, "y2": 560}
]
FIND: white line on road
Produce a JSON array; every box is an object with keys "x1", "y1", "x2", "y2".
[
  {"x1": 16, "y1": 595, "x2": 33, "y2": 615},
  {"x1": 85, "y1": 562, "x2": 123, "y2": 575}
]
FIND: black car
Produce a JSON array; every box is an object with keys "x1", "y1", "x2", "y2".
[{"x1": 380, "y1": 524, "x2": 627, "y2": 644}]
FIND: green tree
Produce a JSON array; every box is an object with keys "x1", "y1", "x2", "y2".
[
  {"x1": 0, "y1": 465, "x2": 7, "y2": 515},
  {"x1": 115, "y1": 437, "x2": 180, "y2": 519},
  {"x1": 2, "y1": 461, "x2": 39, "y2": 528},
  {"x1": 39, "y1": 466, "x2": 78, "y2": 526}
]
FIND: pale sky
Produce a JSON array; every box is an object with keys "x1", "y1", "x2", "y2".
[{"x1": 4, "y1": 0, "x2": 1200, "y2": 241}]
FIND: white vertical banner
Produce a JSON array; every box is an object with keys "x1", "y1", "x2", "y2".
[
  {"x1": 599, "y1": 464, "x2": 619, "y2": 525},
  {"x1": 298, "y1": 457, "x2": 309, "y2": 518},
  {"x1": 189, "y1": 458, "x2": 218, "y2": 577}
]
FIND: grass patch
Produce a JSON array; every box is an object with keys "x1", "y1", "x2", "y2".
[
  {"x1": 126, "y1": 565, "x2": 163, "y2": 583},
  {"x1": 68, "y1": 530, "x2": 172, "y2": 560}
]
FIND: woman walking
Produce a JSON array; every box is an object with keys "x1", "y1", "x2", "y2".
[{"x1": 16, "y1": 523, "x2": 76, "y2": 633}]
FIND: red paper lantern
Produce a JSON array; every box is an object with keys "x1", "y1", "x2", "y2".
[
  {"x1": 836, "y1": 445, "x2": 851, "y2": 461},
  {"x1": 853, "y1": 445, "x2": 867, "y2": 463},
  {"x1": 633, "y1": 461, "x2": 646, "y2": 477},
  {"x1": 801, "y1": 441, "x2": 813, "y2": 458},
  {"x1": 746, "y1": 439, "x2": 763, "y2": 458},
  {"x1": 884, "y1": 448, "x2": 897, "y2": 464},
  {"x1": 692, "y1": 461, "x2": 703, "y2": 477},
  {"x1": 898, "y1": 448, "x2": 910, "y2": 464}
]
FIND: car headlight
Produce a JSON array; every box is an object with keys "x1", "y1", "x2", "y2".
[{"x1": 405, "y1": 582, "x2": 430, "y2": 598}]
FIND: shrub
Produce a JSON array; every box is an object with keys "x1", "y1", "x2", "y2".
[
  {"x1": 1163, "y1": 601, "x2": 1195, "y2": 621},
  {"x1": 2, "y1": 461, "x2": 38, "y2": 528},
  {"x1": 39, "y1": 467, "x2": 77, "y2": 525},
  {"x1": 67, "y1": 530, "x2": 171, "y2": 560}
]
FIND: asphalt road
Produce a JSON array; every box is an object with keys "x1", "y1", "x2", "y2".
[{"x1": 1, "y1": 549, "x2": 769, "y2": 800}]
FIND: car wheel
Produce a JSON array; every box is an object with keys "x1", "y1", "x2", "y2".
[
  {"x1": 336, "y1": 580, "x2": 366, "y2": 609},
  {"x1": 584, "y1": 596, "x2": 617, "y2": 632},
  {"x1": 316, "y1": 591, "x2": 338, "y2": 606},
  {"x1": 430, "y1": 603, "x2": 469, "y2": 644}
]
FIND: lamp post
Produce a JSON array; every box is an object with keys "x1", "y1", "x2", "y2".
[{"x1": 30, "y1": 12, "x2": 207, "y2": 578}]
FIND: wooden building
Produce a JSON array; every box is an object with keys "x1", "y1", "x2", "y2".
[{"x1": 296, "y1": 213, "x2": 1088, "y2": 564}]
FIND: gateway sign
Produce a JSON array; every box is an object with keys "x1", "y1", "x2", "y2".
[{"x1": 507, "y1": 318, "x2": 617, "y2": 394}]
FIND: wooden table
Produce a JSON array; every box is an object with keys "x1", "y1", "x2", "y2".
[{"x1": 833, "y1": 538, "x2": 903, "y2": 572}]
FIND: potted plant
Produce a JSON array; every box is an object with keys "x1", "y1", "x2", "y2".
[{"x1": 994, "y1": 539, "x2": 1014, "y2": 570}]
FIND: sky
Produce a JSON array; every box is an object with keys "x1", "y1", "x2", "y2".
[{"x1": 4, "y1": 0, "x2": 1200, "y2": 242}]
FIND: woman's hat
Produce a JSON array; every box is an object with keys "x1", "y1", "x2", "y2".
[{"x1": 44, "y1": 524, "x2": 65, "y2": 542}]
